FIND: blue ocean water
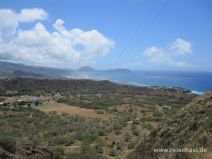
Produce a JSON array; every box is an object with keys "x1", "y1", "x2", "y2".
[{"x1": 67, "y1": 71, "x2": 212, "y2": 94}]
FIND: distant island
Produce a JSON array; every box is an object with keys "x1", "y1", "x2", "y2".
[
  {"x1": 77, "y1": 65, "x2": 131, "y2": 73},
  {"x1": 77, "y1": 66, "x2": 96, "y2": 72}
]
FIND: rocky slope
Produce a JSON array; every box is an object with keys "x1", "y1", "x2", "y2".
[
  {"x1": 128, "y1": 91, "x2": 212, "y2": 159},
  {"x1": 0, "y1": 145, "x2": 53, "y2": 159}
]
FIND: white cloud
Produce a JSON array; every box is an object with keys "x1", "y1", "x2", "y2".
[
  {"x1": 144, "y1": 47, "x2": 186, "y2": 67},
  {"x1": 0, "y1": 9, "x2": 18, "y2": 39},
  {"x1": 0, "y1": 9, "x2": 114, "y2": 66},
  {"x1": 144, "y1": 47, "x2": 172, "y2": 64},
  {"x1": 144, "y1": 38, "x2": 192, "y2": 67},
  {"x1": 169, "y1": 38, "x2": 192, "y2": 55},
  {"x1": 0, "y1": 8, "x2": 47, "y2": 40},
  {"x1": 18, "y1": 8, "x2": 48, "y2": 23}
]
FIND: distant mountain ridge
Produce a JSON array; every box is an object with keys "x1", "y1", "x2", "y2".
[
  {"x1": 0, "y1": 61, "x2": 71, "y2": 78},
  {"x1": 0, "y1": 61, "x2": 131, "y2": 78}
]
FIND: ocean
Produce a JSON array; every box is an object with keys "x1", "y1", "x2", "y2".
[{"x1": 67, "y1": 71, "x2": 212, "y2": 94}]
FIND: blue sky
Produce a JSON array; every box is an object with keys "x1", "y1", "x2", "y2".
[{"x1": 0, "y1": 0, "x2": 212, "y2": 71}]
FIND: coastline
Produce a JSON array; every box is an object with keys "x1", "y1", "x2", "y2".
[
  {"x1": 121, "y1": 81, "x2": 203, "y2": 95},
  {"x1": 65, "y1": 76, "x2": 203, "y2": 95},
  {"x1": 65, "y1": 71, "x2": 210, "y2": 95},
  {"x1": 0, "y1": 76, "x2": 205, "y2": 95},
  {"x1": 127, "y1": 81, "x2": 203, "y2": 95}
]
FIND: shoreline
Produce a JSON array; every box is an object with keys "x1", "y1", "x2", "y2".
[
  {"x1": 0, "y1": 76, "x2": 204, "y2": 95},
  {"x1": 126, "y1": 81, "x2": 204, "y2": 95},
  {"x1": 65, "y1": 76, "x2": 203, "y2": 95},
  {"x1": 65, "y1": 71, "x2": 212, "y2": 94}
]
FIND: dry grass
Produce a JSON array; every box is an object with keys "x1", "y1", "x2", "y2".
[
  {"x1": 64, "y1": 145, "x2": 81, "y2": 154},
  {"x1": 115, "y1": 104, "x2": 147, "y2": 117},
  {"x1": 37, "y1": 102, "x2": 113, "y2": 120}
]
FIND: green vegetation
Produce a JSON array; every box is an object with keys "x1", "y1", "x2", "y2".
[
  {"x1": 129, "y1": 91, "x2": 212, "y2": 159},
  {"x1": 0, "y1": 134, "x2": 16, "y2": 153},
  {"x1": 0, "y1": 103, "x2": 144, "y2": 158},
  {"x1": 53, "y1": 146, "x2": 64, "y2": 159},
  {"x1": 0, "y1": 106, "x2": 114, "y2": 158},
  {"x1": 110, "y1": 148, "x2": 117, "y2": 157},
  {"x1": 128, "y1": 141, "x2": 136, "y2": 149},
  {"x1": 58, "y1": 95, "x2": 124, "y2": 109},
  {"x1": 0, "y1": 78, "x2": 202, "y2": 159}
]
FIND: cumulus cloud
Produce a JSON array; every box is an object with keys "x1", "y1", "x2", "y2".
[
  {"x1": 144, "y1": 38, "x2": 192, "y2": 67},
  {"x1": 144, "y1": 47, "x2": 172, "y2": 64},
  {"x1": 0, "y1": 9, "x2": 18, "y2": 39},
  {"x1": 0, "y1": 8, "x2": 47, "y2": 40},
  {"x1": 18, "y1": 8, "x2": 48, "y2": 23},
  {"x1": 169, "y1": 38, "x2": 192, "y2": 55},
  {"x1": 0, "y1": 8, "x2": 114, "y2": 66},
  {"x1": 144, "y1": 47, "x2": 187, "y2": 67}
]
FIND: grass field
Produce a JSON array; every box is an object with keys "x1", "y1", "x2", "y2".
[{"x1": 37, "y1": 102, "x2": 113, "y2": 120}]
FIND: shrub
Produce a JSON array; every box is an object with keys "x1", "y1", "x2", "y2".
[
  {"x1": 0, "y1": 135, "x2": 16, "y2": 154},
  {"x1": 124, "y1": 133, "x2": 131, "y2": 142},
  {"x1": 189, "y1": 121, "x2": 198, "y2": 131},
  {"x1": 133, "y1": 120, "x2": 139, "y2": 125},
  {"x1": 98, "y1": 129, "x2": 105, "y2": 136},
  {"x1": 49, "y1": 136, "x2": 67, "y2": 146},
  {"x1": 115, "y1": 130, "x2": 121, "y2": 135},
  {"x1": 96, "y1": 110, "x2": 104, "y2": 114},
  {"x1": 128, "y1": 141, "x2": 136, "y2": 149},
  {"x1": 95, "y1": 139, "x2": 104, "y2": 154},
  {"x1": 132, "y1": 129, "x2": 139, "y2": 136},
  {"x1": 153, "y1": 111, "x2": 163, "y2": 117},
  {"x1": 53, "y1": 145, "x2": 64, "y2": 159},
  {"x1": 110, "y1": 148, "x2": 117, "y2": 157},
  {"x1": 143, "y1": 123, "x2": 153, "y2": 130},
  {"x1": 206, "y1": 115, "x2": 212, "y2": 131},
  {"x1": 65, "y1": 136, "x2": 75, "y2": 146}
]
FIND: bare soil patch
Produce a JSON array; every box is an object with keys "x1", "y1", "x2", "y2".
[{"x1": 38, "y1": 102, "x2": 113, "y2": 120}]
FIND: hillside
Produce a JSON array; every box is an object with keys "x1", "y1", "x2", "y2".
[
  {"x1": 0, "y1": 80, "x2": 210, "y2": 158},
  {"x1": 128, "y1": 91, "x2": 212, "y2": 159},
  {"x1": 0, "y1": 61, "x2": 131, "y2": 78},
  {"x1": 0, "y1": 61, "x2": 71, "y2": 78},
  {"x1": 0, "y1": 78, "x2": 197, "y2": 159},
  {"x1": 0, "y1": 78, "x2": 195, "y2": 108}
]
